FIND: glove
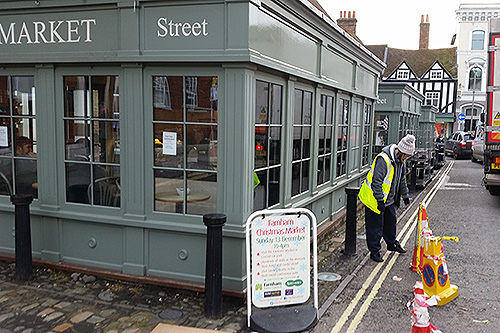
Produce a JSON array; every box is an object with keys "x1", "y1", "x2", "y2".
[
  {"x1": 377, "y1": 201, "x2": 385, "y2": 214},
  {"x1": 403, "y1": 197, "x2": 410, "y2": 206}
]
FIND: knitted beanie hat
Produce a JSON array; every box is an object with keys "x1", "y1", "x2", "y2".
[{"x1": 397, "y1": 134, "x2": 416, "y2": 155}]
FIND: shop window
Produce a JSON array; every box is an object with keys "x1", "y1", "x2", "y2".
[
  {"x1": 153, "y1": 76, "x2": 217, "y2": 215},
  {"x1": 254, "y1": 80, "x2": 282, "y2": 210},
  {"x1": 0, "y1": 76, "x2": 37, "y2": 198},
  {"x1": 336, "y1": 99, "x2": 349, "y2": 178},
  {"x1": 64, "y1": 76, "x2": 120, "y2": 206},
  {"x1": 317, "y1": 94, "x2": 334, "y2": 186},
  {"x1": 362, "y1": 104, "x2": 372, "y2": 166},
  {"x1": 292, "y1": 89, "x2": 312, "y2": 197}
]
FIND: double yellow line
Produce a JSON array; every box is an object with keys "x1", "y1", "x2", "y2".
[{"x1": 330, "y1": 161, "x2": 454, "y2": 333}]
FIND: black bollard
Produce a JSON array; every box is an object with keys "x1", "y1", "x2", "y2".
[
  {"x1": 11, "y1": 194, "x2": 34, "y2": 280},
  {"x1": 203, "y1": 213, "x2": 226, "y2": 318},
  {"x1": 410, "y1": 161, "x2": 417, "y2": 193},
  {"x1": 344, "y1": 187, "x2": 360, "y2": 256}
]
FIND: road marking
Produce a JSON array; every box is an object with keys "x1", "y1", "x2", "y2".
[{"x1": 329, "y1": 161, "x2": 454, "y2": 333}]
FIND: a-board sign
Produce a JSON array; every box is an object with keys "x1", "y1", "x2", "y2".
[{"x1": 249, "y1": 212, "x2": 311, "y2": 308}]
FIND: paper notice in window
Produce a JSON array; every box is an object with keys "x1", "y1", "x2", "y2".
[
  {"x1": 163, "y1": 132, "x2": 177, "y2": 155},
  {"x1": 0, "y1": 126, "x2": 7, "y2": 147}
]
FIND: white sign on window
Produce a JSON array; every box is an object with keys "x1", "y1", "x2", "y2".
[
  {"x1": 250, "y1": 214, "x2": 310, "y2": 308},
  {"x1": 163, "y1": 132, "x2": 177, "y2": 155},
  {"x1": 0, "y1": 126, "x2": 8, "y2": 147}
]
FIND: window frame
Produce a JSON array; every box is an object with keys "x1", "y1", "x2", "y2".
[
  {"x1": 471, "y1": 29, "x2": 485, "y2": 50},
  {"x1": 317, "y1": 93, "x2": 335, "y2": 187},
  {"x1": 336, "y1": 97, "x2": 350, "y2": 179}
]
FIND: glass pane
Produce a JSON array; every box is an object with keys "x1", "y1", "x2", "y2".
[
  {"x1": 326, "y1": 96, "x2": 333, "y2": 124},
  {"x1": 64, "y1": 76, "x2": 90, "y2": 118},
  {"x1": 319, "y1": 95, "x2": 326, "y2": 124},
  {"x1": 269, "y1": 127, "x2": 281, "y2": 166},
  {"x1": 92, "y1": 76, "x2": 119, "y2": 119},
  {"x1": 255, "y1": 126, "x2": 268, "y2": 169},
  {"x1": 0, "y1": 117, "x2": 11, "y2": 156},
  {"x1": 318, "y1": 127, "x2": 325, "y2": 155},
  {"x1": 302, "y1": 126, "x2": 311, "y2": 159},
  {"x1": 291, "y1": 162, "x2": 300, "y2": 196},
  {"x1": 91, "y1": 165, "x2": 120, "y2": 207},
  {"x1": 270, "y1": 84, "x2": 282, "y2": 125},
  {"x1": 154, "y1": 123, "x2": 184, "y2": 168},
  {"x1": 253, "y1": 170, "x2": 267, "y2": 211},
  {"x1": 186, "y1": 171, "x2": 216, "y2": 215},
  {"x1": 186, "y1": 124, "x2": 217, "y2": 170},
  {"x1": 65, "y1": 120, "x2": 91, "y2": 160},
  {"x1": 255, "y1": 80, "x2": 269, "y2": 124},
  {"x1": 66, "y1": 163, "x2": 90, "y2": 204},
  {"x1": 11, "y1": 77, "x2": 35, "y2": 116},
  {"x1": 13, "y1": 118, "x2": 36, "y2": 154},
  {"x1": 268, "y1": 167, "x2": 280, "y2": 206},
  {"x1": 292, "y1": 127, "x2": 302, "y2": 161},
  {"x1": 325, "y1": 156, "x2": 331, "y2": 182},
  {"x1": 153, "y1": 76, "x2": 183, "y2": 122},
  {"x1": 154, "y1": 169, "x2": 184, "y2": 213},
  {"x1": 93, "y1": 121, "x2": 120, "y2": 163},
  {"x1": 317, "y1": 157, "x2": 324, "y2": 185},
  {"x1": 15, "y1": 158, "x2": 37, "y2": 198},
  {"x1": 325, "y1": 126, "x2": 332, "y2": 153},
  {"x1": 301, "y1": 161, "x2": 309, "y2": 192},
  {"x1": 0, "y1": 158, "x2": 12, "y2": 195},
  {"x1": 186, "y1": 77, "x2": 218, "y2": 123},
  {"x1": 303, "y1": 91, "x2": 312, "y2": 124},
  {"x1": 0, "y1": 76, "x2": 11, "y2": 115},
  {"x1": 294, "y1": 90, "x2": 302, "y2": 124}
]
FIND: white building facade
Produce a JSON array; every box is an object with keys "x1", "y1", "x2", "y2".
[{"x1": 455, "y1": 4, "x2": 500, "y2": 132}]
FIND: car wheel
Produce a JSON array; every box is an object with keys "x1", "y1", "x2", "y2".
[
  {"x1": 471, "y1": 155, "x2": 476, "y2": 162},
  {"x1": 489, "y1": 186, "x2": 500, "y2": 196},
  {"x1": 453, "y1": 147, "x2": 458, "y2": 159}
]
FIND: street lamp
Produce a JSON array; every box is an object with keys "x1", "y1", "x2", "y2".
[{"x1": 468, "y1": 65, "x2": 481, "y2": 131}]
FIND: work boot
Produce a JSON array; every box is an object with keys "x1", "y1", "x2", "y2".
[
  {"x1": 370, "y1": 251, "x2": 383, "y2": 262},
  {"x1": 387, "y1": 240, "x2": 407, "y2": 253}
]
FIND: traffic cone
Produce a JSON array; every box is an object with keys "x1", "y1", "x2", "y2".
[
  {"x1": 421, "y1": 235, "x2": 459, "y2": 306},
  {"x1": 406, "y1": 281, "x2": 442, "y2": 333},
  {"x1": 410, "y1": 204, "x2": 432, "y2": 273}
]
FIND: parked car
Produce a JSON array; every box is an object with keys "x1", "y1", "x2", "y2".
[
  {"x1": 471, "y1": 128, "x2": 485, "y2": 163},
  {"x1": 444, "y1": 131, "x2": 475, "y2": 159}
]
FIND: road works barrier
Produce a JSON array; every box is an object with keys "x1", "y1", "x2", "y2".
[{"x1": 406, "y1": 281, "x2": 442, "y2": 333}]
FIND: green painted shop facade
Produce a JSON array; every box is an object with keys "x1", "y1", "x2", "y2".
[{"x1": 0, "y1": 0, "x2": 384, "y2": 293}]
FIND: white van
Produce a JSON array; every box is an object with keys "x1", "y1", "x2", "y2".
[{"x1": 472, "y1": 125, "x2": 484, "y2": 163}]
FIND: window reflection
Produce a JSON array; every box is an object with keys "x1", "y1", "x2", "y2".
[{"x1": 153, "y1": 76, "x2": 218, "y2": 215}]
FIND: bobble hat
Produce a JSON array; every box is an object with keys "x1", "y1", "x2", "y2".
[{"x1": 397, "y1": 134, "x2": 416, "y2": 155}]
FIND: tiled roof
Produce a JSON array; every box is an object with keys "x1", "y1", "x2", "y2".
[{"x1": 365, "y1": 45, "x2": 457, "y2": 78}]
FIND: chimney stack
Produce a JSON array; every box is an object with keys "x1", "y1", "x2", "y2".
[
  {"x1": 337, "y1": 11, "x2": 357, "y2": 36},
  {"x1": 419, "y1": 14, "x2": 430, "y2": 50}
]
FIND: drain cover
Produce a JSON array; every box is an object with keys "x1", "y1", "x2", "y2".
[
  {"x1": 158, "y1": 309, "x2": 184, "y2": 320},
  {"x1": 318, "y1": 272, "x2": 341, "y2": 281}
]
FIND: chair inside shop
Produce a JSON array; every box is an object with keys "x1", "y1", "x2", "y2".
[
  {"x1": 88, "y1": 176, "x2": 120, "y2": 207},
  {"x1": 0, "y1": 170, "x2": 12, "y2": 196}
]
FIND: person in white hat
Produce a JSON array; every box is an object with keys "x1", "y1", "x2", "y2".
[{"x1": 358, "y1": 134, "x2": 415, "y2": 262}]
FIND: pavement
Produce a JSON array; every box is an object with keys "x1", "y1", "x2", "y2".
[{"x1": 0, "y1": 174, "x2": 430, "y2": 333}]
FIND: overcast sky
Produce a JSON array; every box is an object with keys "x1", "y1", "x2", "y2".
[{"x1": 317, "y1": 0, "x2": 497, "y2": 49}]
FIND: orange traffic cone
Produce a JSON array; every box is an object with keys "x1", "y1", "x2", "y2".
[
  {"x1": 410, "y1": 204, "x2": 432, "y2": 273},
  {"x1": 407, "y1": 281, "x2": 442, "y2": 333}
]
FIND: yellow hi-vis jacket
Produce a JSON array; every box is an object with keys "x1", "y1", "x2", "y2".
[{"x1": 359, "y1": 151, "x2": 394, "y2": 214}]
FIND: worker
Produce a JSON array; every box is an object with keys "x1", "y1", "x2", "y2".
[{"x1": 359, "y1": 134, "x2": 415, "y2": 262}]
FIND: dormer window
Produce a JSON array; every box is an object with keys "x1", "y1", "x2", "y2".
[
  {"x1": 396, "y1": 70, "x2": 409, "y2": 79},
  {"x1": 430, "y1": 70, "x2": 442, "y2": 79}
]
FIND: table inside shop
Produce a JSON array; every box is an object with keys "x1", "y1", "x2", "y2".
[{"x1": 155, "y1": 192, "x2": 210, "y2": 213}]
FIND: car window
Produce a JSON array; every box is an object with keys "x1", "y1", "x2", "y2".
[
  {"x1": 453, "y1": 133, "x2": 460, "y2": 140},
  {"x1": 464, "y1": 134, "x2": 473, "y2": 140}
]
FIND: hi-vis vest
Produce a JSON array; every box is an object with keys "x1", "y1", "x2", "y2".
[{"x1": 359, "y1": 151, "x2": 395, "y2": 214}]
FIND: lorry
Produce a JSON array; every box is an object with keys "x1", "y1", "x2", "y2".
[{"x1": 484, "y1": 18, "x2": 500, "y2": 195}]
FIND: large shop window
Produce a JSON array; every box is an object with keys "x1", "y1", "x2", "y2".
[
  {"x1": 64, "y1": 76, "x2": 120, "y2": 207},
  {"x1": 317, "y1": 94, "x2": 334, "y2": 186},
  {"x1": 153, "y1": 76, "x2": 218, "y2": 215},
  {"x1": 254, "y1": 80, "x2": 282, "y2": 210},
  {"x1": 0, "y1": 76, "x2": 37, "y2": 198},
  {"x1": 336, "y1": 99, "x2": 349, "y2": 178},
  {"x1": 292, "y1": 89, "x2": 312, "y2": 197}
]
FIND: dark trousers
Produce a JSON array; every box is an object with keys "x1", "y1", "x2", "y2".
[{"x1": 365, "y1": 203, "x2": 397, "y2": 253}]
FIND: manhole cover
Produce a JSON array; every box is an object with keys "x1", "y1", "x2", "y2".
[
  {"x1": 318, "y1": 272, "x2": 342, "y2": 281},
  {"x1": 158, "y1": 309, "x2": 184, "y2": 320}
]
